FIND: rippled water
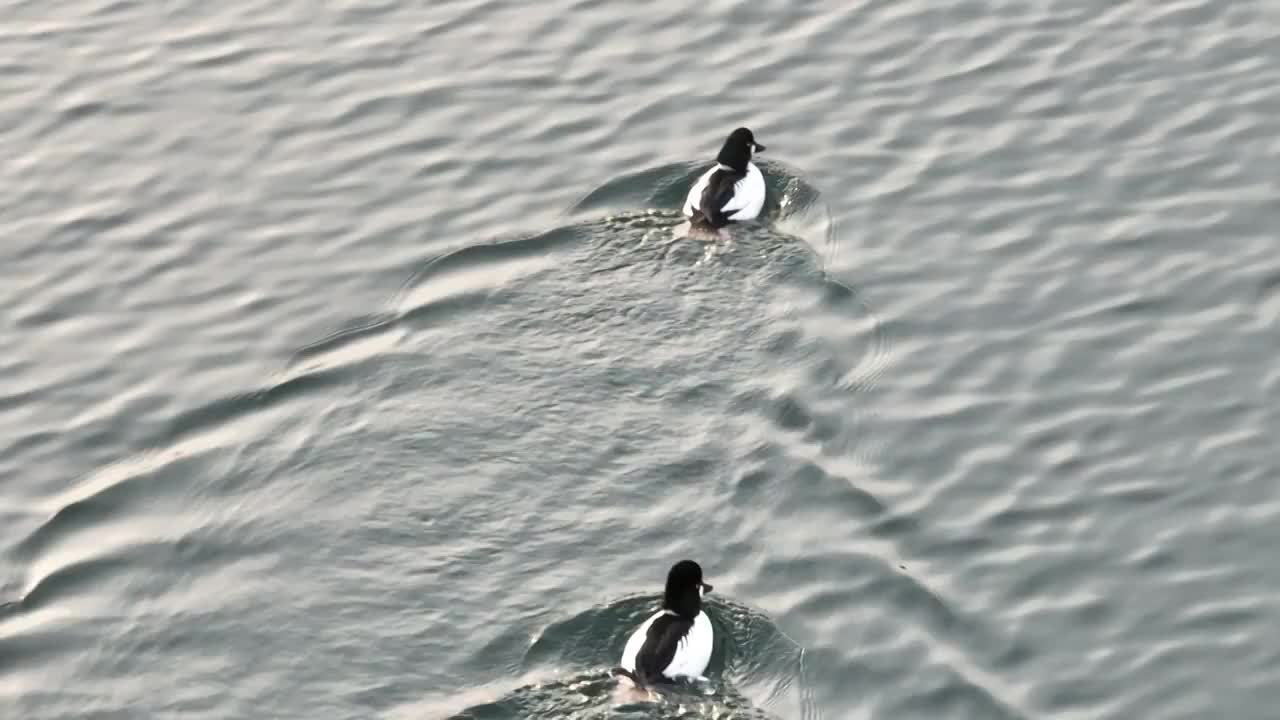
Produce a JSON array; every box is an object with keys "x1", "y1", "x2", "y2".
[{"x1": 4, "y1": 1, "x2": 1280, "y2": 718}]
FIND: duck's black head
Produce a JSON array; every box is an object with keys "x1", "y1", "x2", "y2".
[
  {"x1": 662, "y1": 559, "x2": 713, "y2": 619},
  {"x1": 715, "y1": 127, "x2": 766, "y2": 173}
]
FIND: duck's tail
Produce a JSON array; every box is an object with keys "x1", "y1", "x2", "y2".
[
  {"x1": 685, "y1": 210, "x2": 730, "y2": 242},
  {"x1": 611, "y1": 667, "x2": 644, "y2": 687},
  {"x1": 685, "y1": 208, "x2": 717, "y2": 231}
]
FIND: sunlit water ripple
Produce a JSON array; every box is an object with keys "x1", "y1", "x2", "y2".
[{"x1": 3, "y1": 0, "x2": 1280, "y2": 718}]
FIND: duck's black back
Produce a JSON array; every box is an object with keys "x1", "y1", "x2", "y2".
[
  {"x1": 634, "y1": 613, "x2": 694, "y2": 684},
  {"x1": 694, "y1": 169, "x2": 743, "y2": 228}
]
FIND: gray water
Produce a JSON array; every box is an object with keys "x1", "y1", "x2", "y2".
[{"x1": 3, "y1": 1, "x2": 1279, "y2": 718}]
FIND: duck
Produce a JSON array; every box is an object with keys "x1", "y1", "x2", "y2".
[
  {"x1": 682, "y1": 127, "x2": 767, "y2": 230},
  {"x1": 615, "y1": 560, "x2": 715, "y2": 688}
]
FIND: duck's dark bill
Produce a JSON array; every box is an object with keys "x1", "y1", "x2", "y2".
[
  {"x1": 701, "y1": 582, "x2": 714, "y2": 593},
  {"x1": 754, "y1": 143, "x2": 766, "y2": 152}
]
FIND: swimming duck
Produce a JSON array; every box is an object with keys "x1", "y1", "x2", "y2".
[
  {"x1": 682, "y1": 127, "x2": 767, "y2": 229},
  {"x1": 615, "y1": 560, "x2": 715, "y2": 687}
]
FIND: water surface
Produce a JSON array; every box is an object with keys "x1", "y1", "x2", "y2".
[{"x1": 3, "y1": 1, "x2": 1279, "y2": 718}]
